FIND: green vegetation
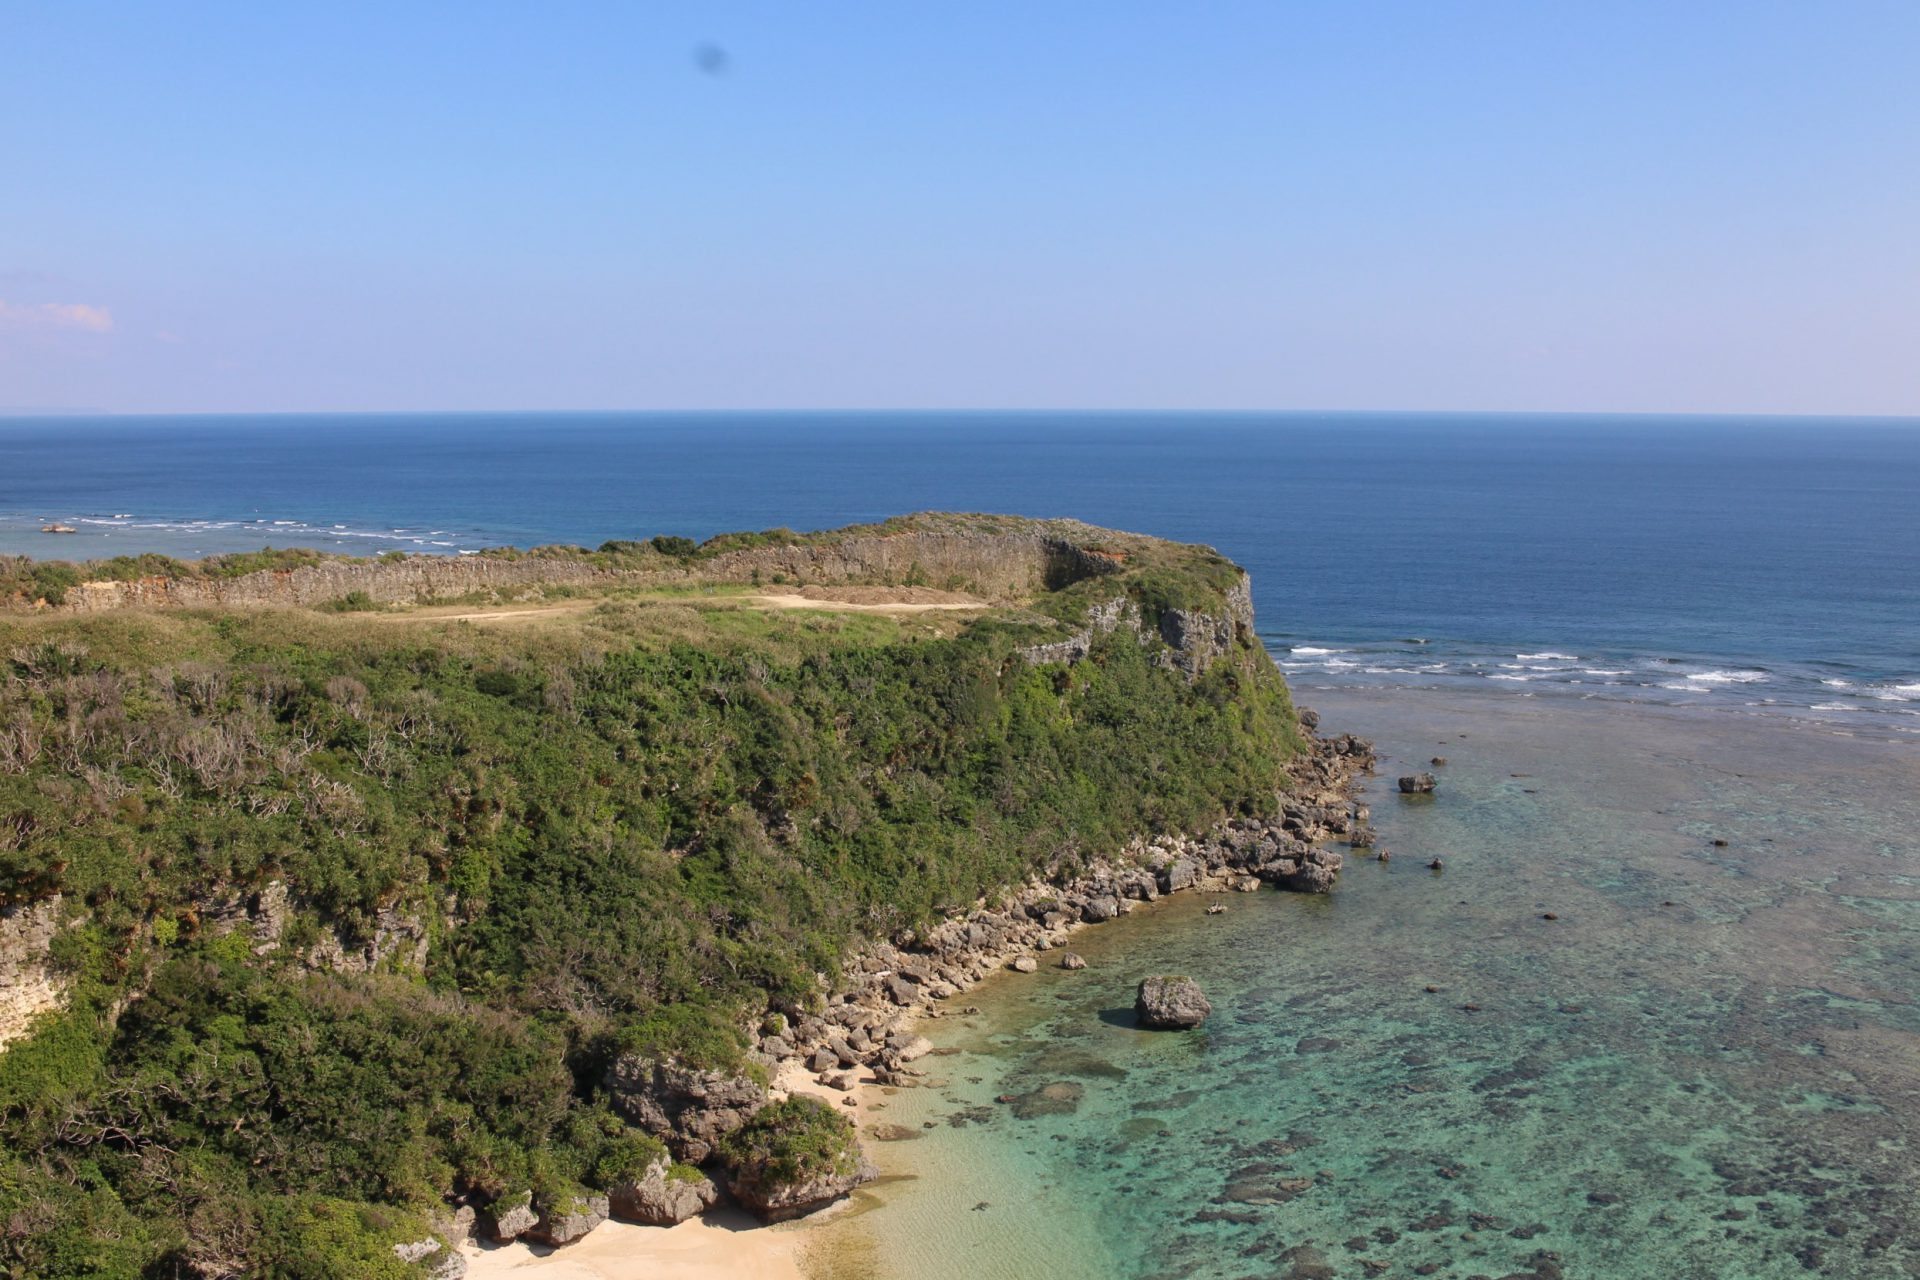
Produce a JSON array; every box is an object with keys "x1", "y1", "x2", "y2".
[
  {"x1": 316, "y1": 589, "x2": 381, "y2": 612},
  {"x1": 0, "y1": 518, "x2": 1301, "y2": 1277},
  {"x1": 718, "y1": 1095, "x2": 861, "y2": 1189}
]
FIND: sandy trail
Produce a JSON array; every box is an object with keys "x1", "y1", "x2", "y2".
[
  {"x1": 748, "y1": 588, "x2": 986, "y2": 614},
  {"x1": 366, "y1": 588, "x2": 987, "y2": 625},
  {"x1": 375, "y1": 602, "x2": 597, "y2": 624}
]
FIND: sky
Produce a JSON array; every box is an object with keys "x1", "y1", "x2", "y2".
[{"x1": 2, "y1": 2, "x2": 1917, "y2": 415}]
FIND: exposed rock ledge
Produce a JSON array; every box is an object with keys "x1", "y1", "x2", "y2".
[
  {"x1": 25, "y1": 514, "x2": 1141, "y2": 613},
  {"x1": 0, "y1": 897, "x2": 64, "y2": 1052}
]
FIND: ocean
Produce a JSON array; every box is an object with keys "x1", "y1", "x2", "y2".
[{"x1": 6, "y1": 411, "x2": 1920, "y2": 1276}]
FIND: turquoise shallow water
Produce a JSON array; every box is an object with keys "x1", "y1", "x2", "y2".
[{"x1": 807, "y1": 688, "x2": 1920, "y2": 1279}]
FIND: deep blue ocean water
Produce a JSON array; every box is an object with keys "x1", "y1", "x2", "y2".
[{"x1": 4, "y1": 412, "x2": 1918, "y2": 728}]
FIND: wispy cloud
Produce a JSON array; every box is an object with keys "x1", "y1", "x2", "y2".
[{"x1": 0, "y1": 299, "x2": 114, "y2": 333}]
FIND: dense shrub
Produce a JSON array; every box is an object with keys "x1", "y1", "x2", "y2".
[{"x1": 0, "y1": 528, "x2": 1300, "y2": 1274}]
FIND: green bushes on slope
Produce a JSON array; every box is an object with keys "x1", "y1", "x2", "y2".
[{"x1": 0, "y1": 537, "x2": 1301, "y2": 1277}]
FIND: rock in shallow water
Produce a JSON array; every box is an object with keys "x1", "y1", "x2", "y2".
[
  {"x1": 1399, "y1": 772, "x2": 1438, "y2": 794},
  {"x1": 1136, "y1": 976, "x2": 1212, "y2": 1029}
]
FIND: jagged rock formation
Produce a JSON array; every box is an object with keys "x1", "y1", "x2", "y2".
[
  {"x1": 602, "y1": 1056, "x2": 770, "y2": 1163},
  {"x1": 484, "y1": 1190, "x2": 539, "y2": 1243},
  {"x1": 525, "y1": 1193, "x2": 610, "y2": 1246},
  {"x1": 607, "y1": 1157, "x2": 721, "y2": 1226}
]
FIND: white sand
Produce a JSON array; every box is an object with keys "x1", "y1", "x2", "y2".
[
  {"x1": 462, "y1": 1211, "x2": 804, "y2": 1280},
  {"x1": 461, "y1": 1060, "x2": 881, "y2": 1280}
]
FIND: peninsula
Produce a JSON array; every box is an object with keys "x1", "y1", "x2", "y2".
[{"x1": 0, "y1": 514, "x2": 1369, "y2": 1279}]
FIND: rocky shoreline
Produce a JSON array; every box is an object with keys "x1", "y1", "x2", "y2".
[
  {"x1": 762, "y1": 722, "x2": 1375, "y2": 1085},
  {"x1": 504, "y1": 721, "x2": 1379, "y2": 1268}
]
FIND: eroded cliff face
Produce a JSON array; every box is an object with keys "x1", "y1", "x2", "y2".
[
  {"x1": 41, "y1": 518, "x2": 1134, "y2": 613},
  {"x1": 1019, "y1": 574, "x2": 1256, "y2": 678},
  {"x1": 0, "y1": 897, "x2": 62, "y2": 1051}
]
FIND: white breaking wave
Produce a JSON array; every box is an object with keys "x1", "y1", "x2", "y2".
[
  {"x1": 1517, "y1": 652, "x2": 1579, "y2": 661},
  {"x1": 1680, "y1": 670, "x2": 1769, "y2": 685},
  {"x1": 1290, "y1": 646, "x2": 1345, "y2": 655},
  {"x1": 1489, "y1": 673, "x2": 1540, "y2": 682},
  {"x1": 1581, "y1": 669, "x2": 1631, "y2": 676},
  {"x1": 1811, "y1": 702, "x2": 1856, "y2": 712},
  {"x1": 1821, "y1": 679, "x2": 1853, "y2": 688}
]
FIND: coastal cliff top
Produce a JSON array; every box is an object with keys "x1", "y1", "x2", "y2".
[{"x1": 0, "y1": 511, "x2": 1248, "y2": 630}]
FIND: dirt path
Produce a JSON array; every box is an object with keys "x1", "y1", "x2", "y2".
[
  {"x1": 368, "y1": 601, "x2": 599, "y2": 624},
  {"x1": 747, "y1": 594, "x2": 984, "y2": 615},
  {"x1": 363, "y1": 586, "x2": 989, "y2": 625}
]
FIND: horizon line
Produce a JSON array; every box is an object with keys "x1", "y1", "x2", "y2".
[{"x1": 4, "y1": 406, "x2": 1920, "y2": 424}]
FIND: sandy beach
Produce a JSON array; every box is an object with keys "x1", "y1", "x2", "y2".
[{"x1": 462, "y1": 1060, "x2": 884, "y2": 1280}]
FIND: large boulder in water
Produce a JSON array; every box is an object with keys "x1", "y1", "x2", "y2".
[
  {"x1": 720, "y1": 1095, "x2": 877, "y2": 1222},
  {"x1": 1398, "y1": 773, "x2": 1437, "y2": 794},
  {"x1": 1136, "y1": 976, "x2": 1212, "y2": 1029},
  {"x1": 603, "y1": 1053, "x2": 769, "y2": 1163}
]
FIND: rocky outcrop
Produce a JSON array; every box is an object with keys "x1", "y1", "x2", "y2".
[
  {"x1": 391, "y1": 1238, "x2": 466, "y2": 1279},
  {"x1": 719, "y1": 1096, "x2": 877, "y2": 1223},
  {"x1": 1017, "y1": 596, "x2": 1143, "y2": 666},
  {"x1": 484, "y1": 1191, "x2": 538, "y2": 1243},
  {"x1": 1136, "y1": 976, "x2": 1212, "y2": 1029},
  {"x1": 1399, "y1": 772, "x2": 1437, "y2": 794},
  {"x1": 302, "y1": 901, "x2": 431, "y2": 975},
  {"x1": 1018, "y1": 574, "x2": 1256, "y2": 679},
  {"x1": 525, "y1": 1193, "x2": 610, "y2": 1246},
  {"x1": 608, "y1": 1158, "x2": 721, "y2": 1226},
  {"x1": 602, "y1": 1056, "x2": 769, "y2": 1163},
  {"x1": 1154, "y1": 576, "x2": 1255, "y2": 677},
  {"x1": 0, "y1": 897, "x2": 63, "y2": 1052}
]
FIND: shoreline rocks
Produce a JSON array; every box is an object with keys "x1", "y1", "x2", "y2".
[
  {"x1": 756, "y1": 724, "x2": 1373, "y2": 1081},
  {"x1": 489, "y1": 721, "x2": 1373, "y2": 1256}
]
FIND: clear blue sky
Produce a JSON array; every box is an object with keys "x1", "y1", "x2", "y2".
[{"x1": 2, "y1": 2, "x2": 1917, "y2": 414}]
